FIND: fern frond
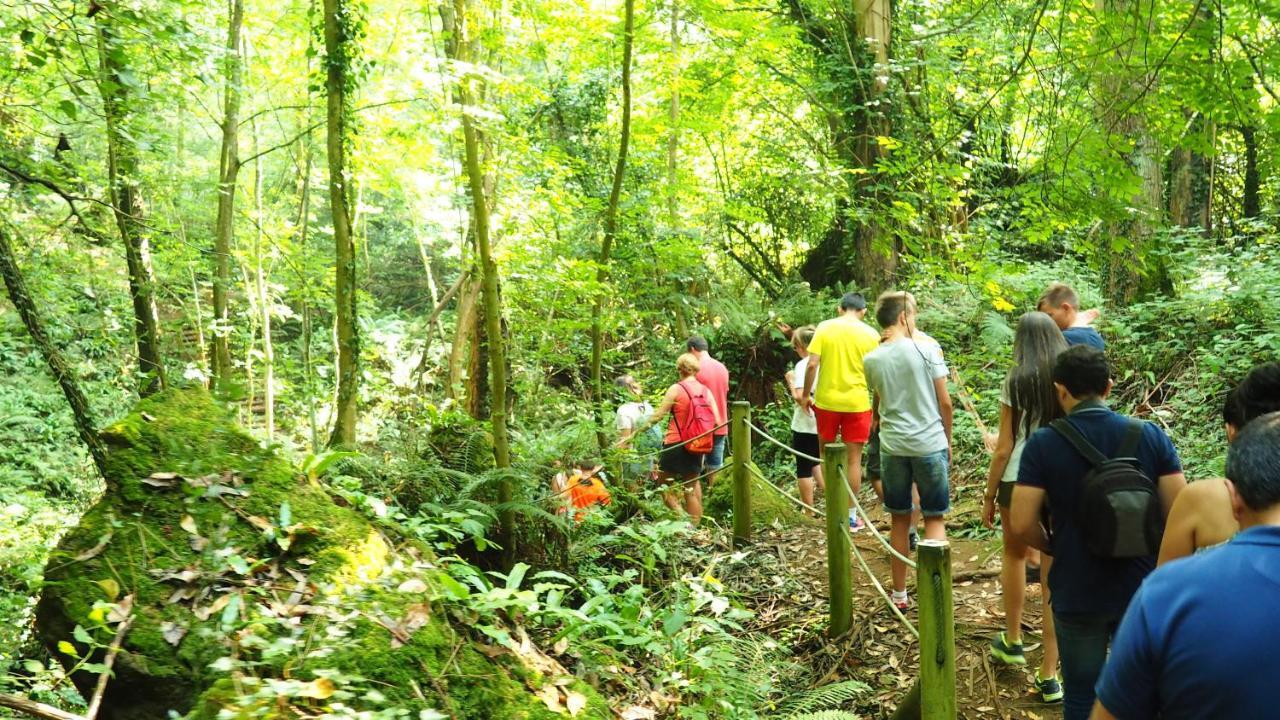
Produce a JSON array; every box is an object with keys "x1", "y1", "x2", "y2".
[
  {"x1": 786, "y1": 712, "x2": 861, "y2": 720},
  {"x1": 779, "y1": 680, "x2": 871, "y2": 715},
  {"x1": 494, "y1": 501, "x2": 571, "y2": 531},
  {"x1": 980, "y1": 310, "x2": 1015, "y2": 351}
]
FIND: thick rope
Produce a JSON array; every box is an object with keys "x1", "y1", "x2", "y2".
[
  {"x1": 746, "y1": 463, "x2": 824, "y2": 516},
  {"x1": 624, "y1": 421, "x2": 730, "y2": 459},
  {"x1": 843, "y1": 523, "x2": 920, "y2": 638},
  {"x1": 745, "y1": 419, "x2": 823, "y2": 463},
  {"x1": 837, "y1": 466, "x2": 918, "y2": 569}
]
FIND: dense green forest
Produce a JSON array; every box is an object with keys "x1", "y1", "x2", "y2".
[{"x1": 0, "y1": 0, "x2": 1276, "y2": 717}]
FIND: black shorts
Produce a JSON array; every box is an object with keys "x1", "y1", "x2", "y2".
[
  {"x1": 997, "y1": 481, "x2": 1015, "y2": 509},
  {"x1": 793, "y1": 431, "x2": 820, "y2": 477},
  {"x1": 865, "y1": 427, "x2": 881, "y2": 480},
  {"x1": 659, "y1": 443, "x2": 704, "y2": 477}
]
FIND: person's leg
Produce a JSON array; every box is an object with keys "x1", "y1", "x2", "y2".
[
  {"x1": 880, "y1": 454, "x2": 914, "y2": 594},
  {"x1": 658, "y1": 474, "x2": 683, "y2": 513},
  {"x1": 813, "y1": 462, "x2": 825, "y2": 492},
  {"x1": 684, "y1": 478, "x2": 703, "y2": 523},
  {"x1": 890, "y1": 511, "x2": 913, "y2": 593},
  {"x1": 1039, "y1": 554, "x2": 1060, "y2": 680},
  {"x1": 998, "y1": 506, "x2": 1027, "y2": 645},
  {"x1": 1054, "y1": 612, "x2": 1117, "y2": 720},
  {"x1": 702, "y1": 435, "x2": 726, "y2": 488},
  {"x1": 915, "y1": 451, "x2": 949, "y2": 542},
  {"x1": 795, "y1": 432, "x2": 817, "y2": 511}
]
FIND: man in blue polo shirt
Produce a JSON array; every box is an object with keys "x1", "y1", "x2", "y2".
[
  {"x1": 1010, "y1": 346, "x2": 1185, "y2": 720},
  {"x1": 1037, "y1": 283, "x2": 1105, "y2": 350},
  {"x1": 1091, "y1": 412, "x2": 1280, "y2": 720}
]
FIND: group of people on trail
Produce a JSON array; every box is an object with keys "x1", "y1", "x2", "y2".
[{"x1": 591, "y1": 281, "x2": 1280, "y2": 720}]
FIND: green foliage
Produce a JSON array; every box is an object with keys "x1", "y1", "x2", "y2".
[{"x1": 778, "y1": 680, "x2": 871, "y2": 716}]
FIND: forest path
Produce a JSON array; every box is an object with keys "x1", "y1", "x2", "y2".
[{"x1": 715, "y1": 489, "x2": 1063, "y2": 720}]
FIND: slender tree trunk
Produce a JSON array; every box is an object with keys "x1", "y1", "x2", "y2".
[
  {"x1": 1241, "y1": 124, "x2": 1260, "y2": 221},
  {"x1": 211, "y1": 0, "x2": 244, "y2": 390},
  {"x1": 447, "y1": 269, "x2": 481, "y2": 401},
  {"x1": 0, "y1": 226, "x2": 108, "y2": 479},
  {"x1": 297, "y1": 138, "x2": 319, "y2": 451},
  {"x1": 666, "y1": 0, "x2": 690, "y2": 339},
  {"x1": 851, "y1": 0, "x2": 896, "y2": 291},
  {"x1": 325, "y1": 0, "x2": 360, "y2": 447},
  {"x1": 251, "y1": 118, "x2": 275, "y2": 440},
  {"x1": 590, "y1": 0, "x2": 635, "y2": 452},
  {"x1": 96, "y1": 17, "x2": 166, "y2": 395},
  {"x1": 450, "y1": 0, "x2": 514, "y2": 562}
]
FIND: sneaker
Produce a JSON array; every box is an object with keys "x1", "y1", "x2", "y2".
[
  {"x1": 908, "y1": 531, "x2": 918, "y2": 553},
  {"x1": 1035, "y1": 671, "x2": 1063, "y2": 703},
  {"x1": 989, "y1": 632, "x2": 1027, "y2": 666},
  {"x1": 891, "y1": 592, "x2": 909, "y2": 611},
  {"x1": 849, "y1": 514, "x2": 865, "y2": 533}
]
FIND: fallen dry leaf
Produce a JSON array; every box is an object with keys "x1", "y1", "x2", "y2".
[
  {"x1": 536, "y1": 684, "x2": 563, "y2": 713},
  {"x1": 73, "y1": 531, "x2": 113, "y2": 562},
  {"x1": 296, "y1": 677, "x2": 336, "y2": 700},
  {"x1": 160, "y1": 622, "x2": 187, "y2": 646},
  {"x1": 620, "y1": 707, "x2": 656, "y2": 720},
  {"x1": 565, "y1": 690, "x2": 587, "y2": 716},
  {"x1": 397, "y1": 578, "x2": 428, "y2": 594},
  {"x1": 180, "y1": 515, "x2": 198, "y2": 535}
]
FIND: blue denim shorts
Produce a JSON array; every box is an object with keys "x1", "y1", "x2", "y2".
[
  {"x1": 881, "y1": 450, "x2": 949, "y2": 516},
  {"x1": 702, "y1": 434, "x2": 727, "y2": 470}
]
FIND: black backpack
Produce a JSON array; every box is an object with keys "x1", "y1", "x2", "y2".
[{"x1": 1051, "y1": 418, "x2": 1163, "y2": 558}]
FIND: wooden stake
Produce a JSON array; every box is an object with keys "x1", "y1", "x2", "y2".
[
  {"x1": 730, "y1": 401, "x2": 752, "y2": 547},
  {"x1": 823, "y1": 442, "x2": 852, "y2": 637},
  {"x1": 918, "y1": 540, "x2": 957, "y2": 720}
]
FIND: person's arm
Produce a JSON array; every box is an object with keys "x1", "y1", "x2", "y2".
[
  {"x1": 787, "y1": 370, "x2": 804, "y2": 404},
  {"x1": 706, "y1": 392, "x2": 722, "y2": 428},
  {"x1": 1089, "y1": 701, "x2": 1119, "y2": 720},
  {"x1": 1009, "y1": 485, "x2": 1050, "y2": 552},
  {"x1": 627, "y1": 386, "x2": 678, "y2": 445},
  {"x1": 983, "y1": 403, "x2": 1016, "y2": 529},
  {"x1": 802, "y1": 352, "x2": 821, "y2": 411},
  {"x1": 1157, "y1": 472, "x2": 1186, "y2": 518},
  {"x1": 1157, "y1": 485, "x2": 1198, "y2": 565},
  {"x1": 933, "y1": 376, "x2": 953, "y2": 450}
]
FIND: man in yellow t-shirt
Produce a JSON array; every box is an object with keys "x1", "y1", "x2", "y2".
[{"x1": 801, "y1": 292, "x2": 880, "y2": 531}]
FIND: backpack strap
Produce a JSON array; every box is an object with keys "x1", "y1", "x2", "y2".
[
  {"x1": 1050, "y1": 418, "x2": 1109, "y2": 468},
  {"x1": 677, "y1": 381, "x2": 697, "y2": 439},
  {"x1": 1116, "y1": 419, "x2": 1144, "y2": 459}
]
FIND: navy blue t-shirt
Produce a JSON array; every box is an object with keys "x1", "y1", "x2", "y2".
[
  {"x1": 1097, "y1": 526, "x2": 1280, "y2": 719},
  {"x1": 1016, "y1": 400, "x2": 1181, "y2": 616},
  {"x1": 1062, "y1": 326, "x2": 1105, "y2": 350}
]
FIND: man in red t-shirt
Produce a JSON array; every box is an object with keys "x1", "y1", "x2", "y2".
[{"x1": 687, "y1": 336, "x2": 729, "y2": 485}]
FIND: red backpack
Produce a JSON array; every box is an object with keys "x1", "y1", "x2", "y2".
[{"x1": 678, "y1": 382, "x2": 716, "y2": 455}]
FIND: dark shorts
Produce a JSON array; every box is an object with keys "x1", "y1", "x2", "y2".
[
  {"x1": 865, "y1": 427, "x2": 881, "y2": 480},
  {"x1": 659, "y1": 443, "x2": 703, "y2": 477},
  {"x1": 792, "y1": 431, "x2": 820, "y2": 477},
  {"x1": 702, "y1": 434, "x2": 727, "y2": 470},
  {"x1": 814, "y1": 408, "x2": 873, "y2": 444},
  {"x1": 996, "y1": 481, "x2": 1015, "y2": 509},
  {"x1": 881, "y1": 450, "x2": 950, "y2": 516}
]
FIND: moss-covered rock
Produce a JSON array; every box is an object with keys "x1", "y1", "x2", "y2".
[
  {"x1": 704, "y1": 458, "x2": 810, "y2": 529},
  {"x1": 37, "y1": 389, "x2": 607, "y2": 719}
]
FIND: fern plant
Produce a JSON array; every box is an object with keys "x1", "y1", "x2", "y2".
[
  {"x1": 778, "y1": 680, "x2": 871, "y2": 717},
  {"x1": 786, "y1": 712, "x2": 862, "y2": 720}
]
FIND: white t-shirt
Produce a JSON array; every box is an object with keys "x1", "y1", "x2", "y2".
[
  {"x1": 998, "y1": 377, "x2": 1039, "y2": 484},
  {"x1": 790, "y1": 357, "x2": 819, "y2": 434},
  {"x1": 616, "y1": 401, "x2": 653, "y2": 434}
]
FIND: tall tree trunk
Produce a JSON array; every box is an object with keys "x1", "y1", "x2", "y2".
[
  {"x1": 211, "y1": 0, "x2": 244, "y2": 391},
  {"x1": 666, "y1": 0, "x2": 690, "y2": 339},
  {"x1": 1241, "y1": 124, "x2": 1260, "y2": 221},
  {"x1": 590, "y1": 0, "x2": 635, "y2": 452},
  {"x1": 251, "y1": 117, "x2": 275, "y2": 440},
  {"x1": 1098, "y1": 0, "x2": 1166, "y2": 301},
  {"x1": 324, "y1": 0, "x2": 360, "y2": 447},
  {"x1": 0, "y1": 226, "x2": 108, "y2": 479},
  {"x1": 447, "y1": 268, "x2": 481, "y2": 401},
  {"x1": 850, "y1": 0, "x2": 896, "y2": 290},
  {"x1": 96, "y1": 15, "x2": 166, "y2": 395},
  {"x1": 450, "y1": 0, "x2": 514, "y2": 562}
]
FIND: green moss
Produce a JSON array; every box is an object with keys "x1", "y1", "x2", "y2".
[{"x1": 39, "y1": 388, "x2": 609, "y2": 719}]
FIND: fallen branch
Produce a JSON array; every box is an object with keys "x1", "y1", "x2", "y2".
[
  {"x1": 85, "y1": 604, "x2": 136, "y2": 720},
  {"x1": 0, "y1": 695, "x2": 85, "y2": 720}
]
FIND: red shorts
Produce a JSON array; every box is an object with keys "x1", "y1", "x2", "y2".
[{"x1": 814, "y1": 408, "x2": 873, "y2": 444}]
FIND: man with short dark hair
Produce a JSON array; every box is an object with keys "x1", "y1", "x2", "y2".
[
  {"x1": 1037, "y1": 283, "x2": 1105, "y2": 350},
  {"x1": 686, "y1": 336, "x2": 730, "y2": 485},
  {"x1": 802, "y1": 291, "x2": 880, "y2": 531},
  {"x1": 1010, "y1": 346, "x2": 1185, "y2": 720},
  {"x1": 1091, "y1": 413, "x2": 1280, "y2": 720}
]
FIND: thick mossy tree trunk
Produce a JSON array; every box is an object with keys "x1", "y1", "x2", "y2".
[
  {"x1": 590, "y1": 0, "x2": 635, "y2": 452},
  {"x1": 96, "y1": 13, "x2": 166, "y2": 395},
  {"x1": 324, "y1": 0, "x2": 361, "y2": 447},
  {"x1": 211, "y1": 0, "x2": 244, "y2": 391},
  {"x1": 0, "y1": 226, "x2": 108, "y2": 478},
  {"x1": 448, "y1": 0, "x2": 515, "y2": 559},
  {"x1": 789, "y1": 0, "x2": 898, "y2": 292}
]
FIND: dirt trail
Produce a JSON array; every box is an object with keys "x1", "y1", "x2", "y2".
[{"x1": 719, "y1": 496, "x2": 1063, "y2": 720}]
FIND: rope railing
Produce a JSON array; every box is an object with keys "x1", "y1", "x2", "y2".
[
  {"x1": 837, "y1": 465, "x2": 918, "y2": 570},
  {"x1": 743, "y1": 419, "x2": 919, "y2": 570},
  {"x1": 746, "y1": 461, "x2": 919, "y2": 636}
]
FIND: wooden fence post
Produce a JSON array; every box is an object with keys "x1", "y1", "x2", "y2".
[
  {"x1": 917, "y1": 540, "x2": 957, "y2": 720},
  {"x1": 823, "y1": 442, "x2": 852, "y2": 637},
  {"x1": 730, "y1": 401, "x2": 751, "y2": 547}
]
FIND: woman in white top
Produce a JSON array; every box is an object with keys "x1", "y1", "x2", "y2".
[
  {"x1": 982, "y1": 311, "x2": 1066, "y2": 701},
  {"x1": 785, "y1": 326, "x2": 824, "y2": 511}
]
